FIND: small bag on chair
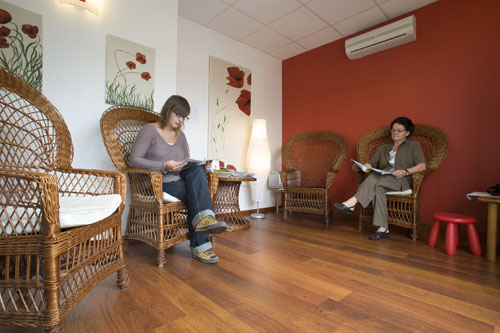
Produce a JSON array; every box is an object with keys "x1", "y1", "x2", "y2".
[{"x1": 487, "y1": 184, "x2": 500, "y2": 196}]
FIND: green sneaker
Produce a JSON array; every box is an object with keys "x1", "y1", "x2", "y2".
[
  {"x1": 192, "y1": 249, "x2": 219, "y2": 264},
  {"x1": 194, "y1": 216, "x2": 227, "y2": 234}
]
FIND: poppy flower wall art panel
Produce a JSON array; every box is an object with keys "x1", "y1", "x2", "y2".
[
  {"x1": 0, "y1": 1, "x2": 42, "y2": 91},
  {"x1": 208, "y1": 56, "x2": 252, "y2": 170},
  {"x1": 105, "y1": 34, "x2": 155, "y2": 110}
]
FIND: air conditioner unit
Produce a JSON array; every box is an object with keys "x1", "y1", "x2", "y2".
[{"x1": 345, "y1": 15, "x2": 416, "y2": 60}]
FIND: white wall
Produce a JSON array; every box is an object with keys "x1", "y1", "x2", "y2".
[
  {"x1": 4, "y1": 0, "x2": 282, "y2": 219},
  {"x1": 5, "y1": 0, "x2": 179, "y2": 229},
  {"x1": 176, "y1": 17, "x2": 282, "y2": 211}
]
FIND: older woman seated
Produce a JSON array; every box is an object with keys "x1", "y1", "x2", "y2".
[{"x1": 333, "y1": 117, "x2": 426, "y2": 240}]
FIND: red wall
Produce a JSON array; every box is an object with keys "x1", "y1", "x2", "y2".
[{"x1": 282, "y1": 0, "x2": 500, "y2": 231}]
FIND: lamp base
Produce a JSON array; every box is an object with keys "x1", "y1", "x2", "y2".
[{"x1": 250, "y1": 212, "x2": 265, "y2": 219}]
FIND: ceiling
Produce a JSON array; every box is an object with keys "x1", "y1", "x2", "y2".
[{"x1": 178, "y1": 0, "x2": 438, "y2": 60}]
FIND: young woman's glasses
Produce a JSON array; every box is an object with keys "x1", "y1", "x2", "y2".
[{"x1": 174, "y1": 111, "x2": 189, "y2": 121}]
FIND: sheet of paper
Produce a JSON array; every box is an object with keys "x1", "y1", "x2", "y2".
[
  {"x1": 350, "y1": 159, "x2": 393, "y2": 175},
  {"x1": 466, "y1": 192, "x2": 492, "y2": 200}
]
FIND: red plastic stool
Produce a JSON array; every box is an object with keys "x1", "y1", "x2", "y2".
[{"x1": 429, "y1": 212, "x2": 481, "y2": 256}]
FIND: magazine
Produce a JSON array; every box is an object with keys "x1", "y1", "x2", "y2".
[
  {"x1": 182, "y1": 158, "x2": 211, "y2": 170},
  {"x1": 212, "y1": 168, "x2": 255, "y2": 178},
  {"x1": 351, "y1": 159, "x2": 393, "y2": 176}
]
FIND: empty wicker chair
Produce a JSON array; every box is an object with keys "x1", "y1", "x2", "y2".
[
  {"x1": 100, "y1": 105, "x2": 218, "y2": 267},
  {"x1": 0, "y1": 67, "x2": 128, "y2": 332},
  {"x1": 355, "y1": 124, "x2": 449, "y2": 240},
  {"x1": 280, "y1": 131, "x2": 348, "y2": 225}
]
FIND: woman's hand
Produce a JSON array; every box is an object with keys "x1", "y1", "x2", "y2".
[
  {"x1": 352, "y1": 162, "x2": 372, "y2": 172},
  {"x1": 392, "y1": 169, "x2": 407, "y2": 179},
  {"x1": 204, "y1": 161, "x2": 212, "y2": 171},
  {"x1": 164, "y1": 160, "x2": 187, "y2": 171}
]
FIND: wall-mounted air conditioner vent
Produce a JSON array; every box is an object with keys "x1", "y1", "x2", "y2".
[{"x1": 345, "y1": 15, "x2": 416, "y2": 60}]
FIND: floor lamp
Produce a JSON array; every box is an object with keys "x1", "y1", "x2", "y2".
[{"x1": 246, "y1": 119, "x2": 271, "y2": 219}]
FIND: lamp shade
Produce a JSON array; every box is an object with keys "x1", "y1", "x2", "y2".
[
  {"x1": 60, "y1": 0, "x2": 100, "y2": 15},
  {"x1": 246, "y1": 119, "x2": 271, "y2": 203}
]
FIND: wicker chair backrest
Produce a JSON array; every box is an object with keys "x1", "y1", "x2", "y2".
[
  {"x1": 0, "y1": 67, "x2": 73, "y2": 172},
  {"x1": 100, "y1": 105, "x2": 160, "y2": 172},
  {"x1": 282, "y1": 131, "x2": 348, "y2": 187},
  {"x1": 356, "y1": 124, "x2": 449, "y2": 172}
]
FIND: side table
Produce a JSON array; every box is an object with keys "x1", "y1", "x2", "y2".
[
  {"x1": 274, "y1": 188, "x2": 285, "y2": 214},
  {"x1": 213, "y1": 176, "x2": 256, "y2": 232},
  {"x1": 477, "y1": 196, "x2": 500, "y2": 261},
  {"x1": 467, "y1": 192, "x2": 500, "y2": 261}
]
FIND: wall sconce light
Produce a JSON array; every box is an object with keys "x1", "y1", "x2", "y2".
[
  {"x1": 60, "y1": 0, "x2": 100, "y2": 16},
  {"x1": 246, "y1": 119, "x2": 271, "y2": 219}
]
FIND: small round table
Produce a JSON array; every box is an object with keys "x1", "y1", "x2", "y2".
[{"x1": 213, "y1": 176, "x2": 256, "y2": 232}]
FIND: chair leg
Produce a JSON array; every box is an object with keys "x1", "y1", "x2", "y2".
[
  {"x1": 466, "y1": 224, "x2": 481, "y2": 256},
  {"x1": 445, "y1": 223, "x2": 457, "y2": 255},
  {"x1": 157, "y1": 250, "x2": 166, "y2": 267},
  {"x1": 117, "y1": 267, "x2": 129, "y2": 290},
  {"x1": 45, "y1": 324, "x2": 63, "y2": 333},
  {"x1": 428, "y1": 220, "x2": 440, "y2": 247},
  {"x1": 411, "y1": 225, "x2": 418, "y2": 241}
]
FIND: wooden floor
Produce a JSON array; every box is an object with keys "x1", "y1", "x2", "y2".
[{"x1": 2, "y1": 213, "x2": 499, "y2": 332}]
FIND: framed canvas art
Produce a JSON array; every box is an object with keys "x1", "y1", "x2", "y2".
[
  {"x1": 208, "y1": 56, "x2": 252, "y2": 170},
  {"x1": 0, "y1": 1, "x2": 42, "y2": 90},
  {"x1": 105, "y1": 34, "x2": 155, "y2": 109}
]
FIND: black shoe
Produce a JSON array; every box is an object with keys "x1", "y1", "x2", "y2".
[
  {"x1": 333, "y1": 203, "x2": 354, "y2": 215},
  {"x1": 369, "y1": 230, "x2": 390, "y2": 240}
]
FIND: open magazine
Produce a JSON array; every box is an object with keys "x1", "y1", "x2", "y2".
[
  {"x1": 182, "y1": 158, "x2": 211, "y2": 170},
  {"x1": 351, "y1": 159, "x2": 393, "y2": 176}
]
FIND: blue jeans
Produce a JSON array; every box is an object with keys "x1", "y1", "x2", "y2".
[{"x1": 162, "y1": 165, "x2": 214, "y2": 252}]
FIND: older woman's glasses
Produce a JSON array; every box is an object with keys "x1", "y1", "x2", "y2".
[
  {"x1": 174, "y1": 111, "x2": 189, "y2": 121},
  {"x1": 391, "y1": 128, "x2": 406, "y2": 133}
]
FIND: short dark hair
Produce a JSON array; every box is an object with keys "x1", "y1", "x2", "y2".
[
  {"x1": 391, "y1": 117, "x2": 415, "y2": 137},
  {"x1": 159, "y1": 95, "x2": 190, "y2": 130}
]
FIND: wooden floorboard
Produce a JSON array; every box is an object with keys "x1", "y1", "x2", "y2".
[{"x1": 1, "y1": 213, "x2": 499, "y2": 332}]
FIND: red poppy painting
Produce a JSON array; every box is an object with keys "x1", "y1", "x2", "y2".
[
  {"x1": 21, "y1": 24, "x2": 39, "y2": 39},
  {"x1": 226, "y1": 67, "x2": 244, "y2": 88},
  {"x1": 0, "y1": 3, "x2": 43, "y2": 90},
  {"x1": 106, "y1": 34, "x2": 156, "y2": 109},
  {"x1": 236, "y1": 89, "x2": 251, "y2": 116},
  {"x1": 208, "y1": 56, "x2": 252, "y2": 167}
]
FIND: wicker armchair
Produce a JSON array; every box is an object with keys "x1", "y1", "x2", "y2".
[
  {"x1": 280, "y1": 131, "x2": 348, "y2": 225},
  {"x1": 355, "y1": 124, "x2": 449, "y2": 240},
  {"x1": 100, "y1": 105, "x2": 218, "y2": 267},
  {"x1": 0, "y1": 68, "x2": 128, "y2": 332}
]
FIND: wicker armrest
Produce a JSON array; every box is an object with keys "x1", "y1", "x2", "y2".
[
  {"x1": 207, "y1": 172, "x2": 219, "y2": 200},
  {"x1": 279, "y1": 170, "x2": 298, "y2": 189},
  {"x1": 125, "y1": 168, "x2": 164, "y2": 203},
  {"x1": 56, "y1": 167, "x2": 126, "y2": 201},
  {"x1": 126, "y1": 168, "x2": 219, "y2": 203},
  {"x1": 411, "y1": 172, "x2": 425, "y2": 196},
  {"x1": 0, "y1": 168, "x2": 61, "y2": 236},
  {"x1": 279, "y1": 171, "x2": 287, "y2": 189},
  {"x1": 325, "y1": 171, "x2": 336, "y2": 189}
]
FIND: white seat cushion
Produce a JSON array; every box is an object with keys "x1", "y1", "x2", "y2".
[
  {"x1": 386, "y1": 189, "x2": 412, "y2": 195},
  {"x1": 1, "y1": 194, "x2": 122, "y2": 235},
  {"x1": 136, "y1": 192, "x2": 181, "y2": 203},
  {"x1": 163, "y1": 192, "x2": 181, "y2": 203},
  {"x1": 59, "y1": 194, "x2": 122, "y2": 228}
]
